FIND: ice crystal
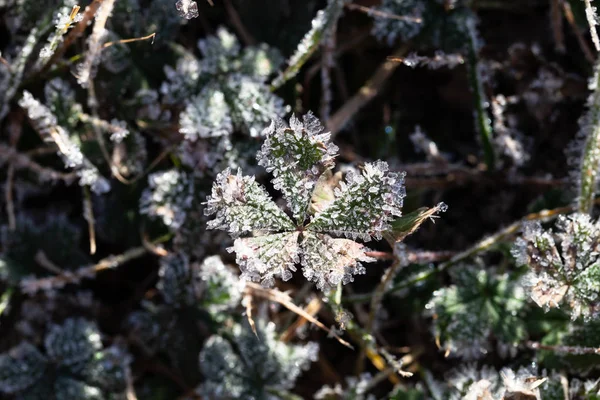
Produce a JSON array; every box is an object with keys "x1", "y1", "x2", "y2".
[
  {"x1": 257, "y1": 113, "x2": 338, "y2": 223},
  {"x1": 205, "y1": 113, "x2": 406, "y2": 291},
  {"x1": 513, "y1": 213, "x2": 600, "y2": 320},
  {"x1": 426, "y1": 265, "x2": 526, "y2": 359},
  {"x1": 198, "y1": 321, "x2": 318, "y2": 399}
]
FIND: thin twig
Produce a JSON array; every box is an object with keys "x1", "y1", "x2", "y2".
[
  {"x1": 245, "y1": 282, "x2": 353, "y2": 349},
  {"x1": 327, "y1": 44, "x2": 409, "y2": 136},
  {"x1": 345, "y1": 3, "x2": 422, "y2": 22},
  {"x1": 223, "y1": 0, "x2": 255, "y2": 46},
  {"x1": 0, "y1": 144, "x2": 77, "y2": 183},
  {"x1": 21, "y1": 246, "x2": 149, "y2": 294},
  {"x1": 527, "y1": 341, "x2": 600, "y2": 355},
  {"x1": 83, "y1": 186, "x2": 97, "y2": 255},
  {"x1": 5, "y1": 163, "x2": 16, "y2": 231},
  {"x1": 280, "y1": 297, "x2": 322, "y2": 342},
  {"x1": 550, "y1": 0, "x2": 565, "y2": 53},
  {"x1": 103, "y1": 32, "x2": 156, "y2": 48}
]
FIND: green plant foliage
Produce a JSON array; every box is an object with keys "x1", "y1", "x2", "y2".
[
  {"x1": 426, "y1": 264, "x2": 527, "y2": 359},
  {"x1": 205, "y1": 113, "x2": 406, "y2": 291},
  {"x1": 0, "y1": 318, "x2": 128, "y2": 399},
  {"x1": 198, "y1": 320, "x2": 318, "y2": 399},
  {"x1": 513, "y1": 213, "x2": 600, "y2": 320}
]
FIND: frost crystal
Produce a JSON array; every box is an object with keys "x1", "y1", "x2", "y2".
[
  {"x1": 205, "y1": 113, "x2": 406, "y2": 291},
  {"x1": 257, "y1": 112, "x2": 338, "y2": 223},
  {"x1": 198, "y1": 321, "x2": 318, "y2": 399},
  {"x1": 175, "y1": 0, "x2": 198, "y2": 19},
  {"x1": 513, "y1": 213, "x2": 600, "y2": 320}
]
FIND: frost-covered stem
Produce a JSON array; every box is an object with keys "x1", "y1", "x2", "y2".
[
  {"x1": 0, "y1": 144, "x2": 77, "y2": 183},
  {"x1": 576, "y1": 58, "x2": 600, "y2": 213},
  {"x1": 328, "y1": 44, "x2": 409, "y2": 136},
  {"x1": 270, "y1": 0, "x2": 346, "y2": 90},
  {"x1": 77, "y1": 0, "x2": 115, "y2": 87},
  {"x1": 20, "y1": 245, "x2": 149, "y2": 294},
  {"x1": 320, "y1": 29, "x2": 336, "y2": 121},
  {"x1": 563, "y1": 1, "x2": 596, "y2": 63},
  {"x1": 466, "y1": 19, "x2": 495, "y2": 170},
  {"x1": 584, "y1": 0, "x2": 600, "y2": 51},
  {"x1": 35, "y1": 5, "x2": 82, "y2": 72},
  {"x1": 527, "y1": 341, "x2": 600, "y2": 354},
  {"x1": 345, "y1": 3, "x2": 422, "y2": 22},
  {"x1": 367, "y1": 259, "x2": 400, "y2": 335},
  {"x1": 39, "y1": 0, "x2": 104, "y2": 75}
]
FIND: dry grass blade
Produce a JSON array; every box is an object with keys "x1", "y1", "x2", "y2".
[
  {"x1": 328, "y1": 44, "x2": 409, "y2": 136},
  {"x1": 243, "y1": 292, "x2": 257, "y2": 337},
  {"x1": 245, "y1": 282, "x2": 353, "y2": 349},
  {"x1": 281, "y1": 296, "x2": 322, "y2": 342}
]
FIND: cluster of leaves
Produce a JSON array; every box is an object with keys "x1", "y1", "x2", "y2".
[
  {"x1": 205, "y1": 113, "x2": 406, "y2": 291},
  {"x1": 3, "y1": 0, "x2": 600, "y2": 398},
  {"x1": 0, "y1": 318, "x2": 128, "y2": 399}
]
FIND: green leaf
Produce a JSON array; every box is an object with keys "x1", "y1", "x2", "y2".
[{"x1": 384, "y1": 202, "x2": 447, "y2": 245}]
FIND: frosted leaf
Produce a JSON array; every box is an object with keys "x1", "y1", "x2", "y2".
[
  {"x1": 160, "y1": 51, "x2": 201, "y2": 105},
  {"x1": 158, "y1": 252, "x2": 194, "y2": 307},
  {"x1": 179, "y1": 88, "x2": 233, "y2": 140},
  {"x1": 227, "y1": 74, "x2": 288, "y2": 137},
  {"x1": 204, "y1": 168, "x2": 295, "y2": 236},
  {"x1": 139, "y1": 169, "x2": 195, "y2": 229},
  {"x1": 231, "y1": 232, "x2": 300, "y2": 287},
  {"x1": 240, "y1": 43, "x2": 284, "y2": 79},
  {"x1": 513, "y1": 214, "x2": 600, "y2": 320},
  {"x1": 197, "y1": 27, "x2": 241, "y2": 75},
  {"x1": 196, "y1": 255, "x2": 244, "y2": 313},
  {"x1": 199, "y1": 321, "x2": 318, "y2": 399},
  {"x1": 257, "y1": 113, "x2": 338, "y2": 223},
  {"x1": 425, "y1": 265, "x2": 526, "y2": 359},
  {"x1": 44, "y1": 318, "x2": 102, "y2": 368},
  {"x1": 309, "y1": 161, "x2": 406, "y2": 240},
  {"x1": 54, "y1": 376, "x2": 104, "y2": 400},
  {"x1": 81, "y1": 346, "x2": 128, "y2": 393},
  {"x1": 0, "y1": 342, "x2": 47, "y2": 394},
  {"x1": 300, "y1": 233, "x2": 372, "y2": 292}
]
